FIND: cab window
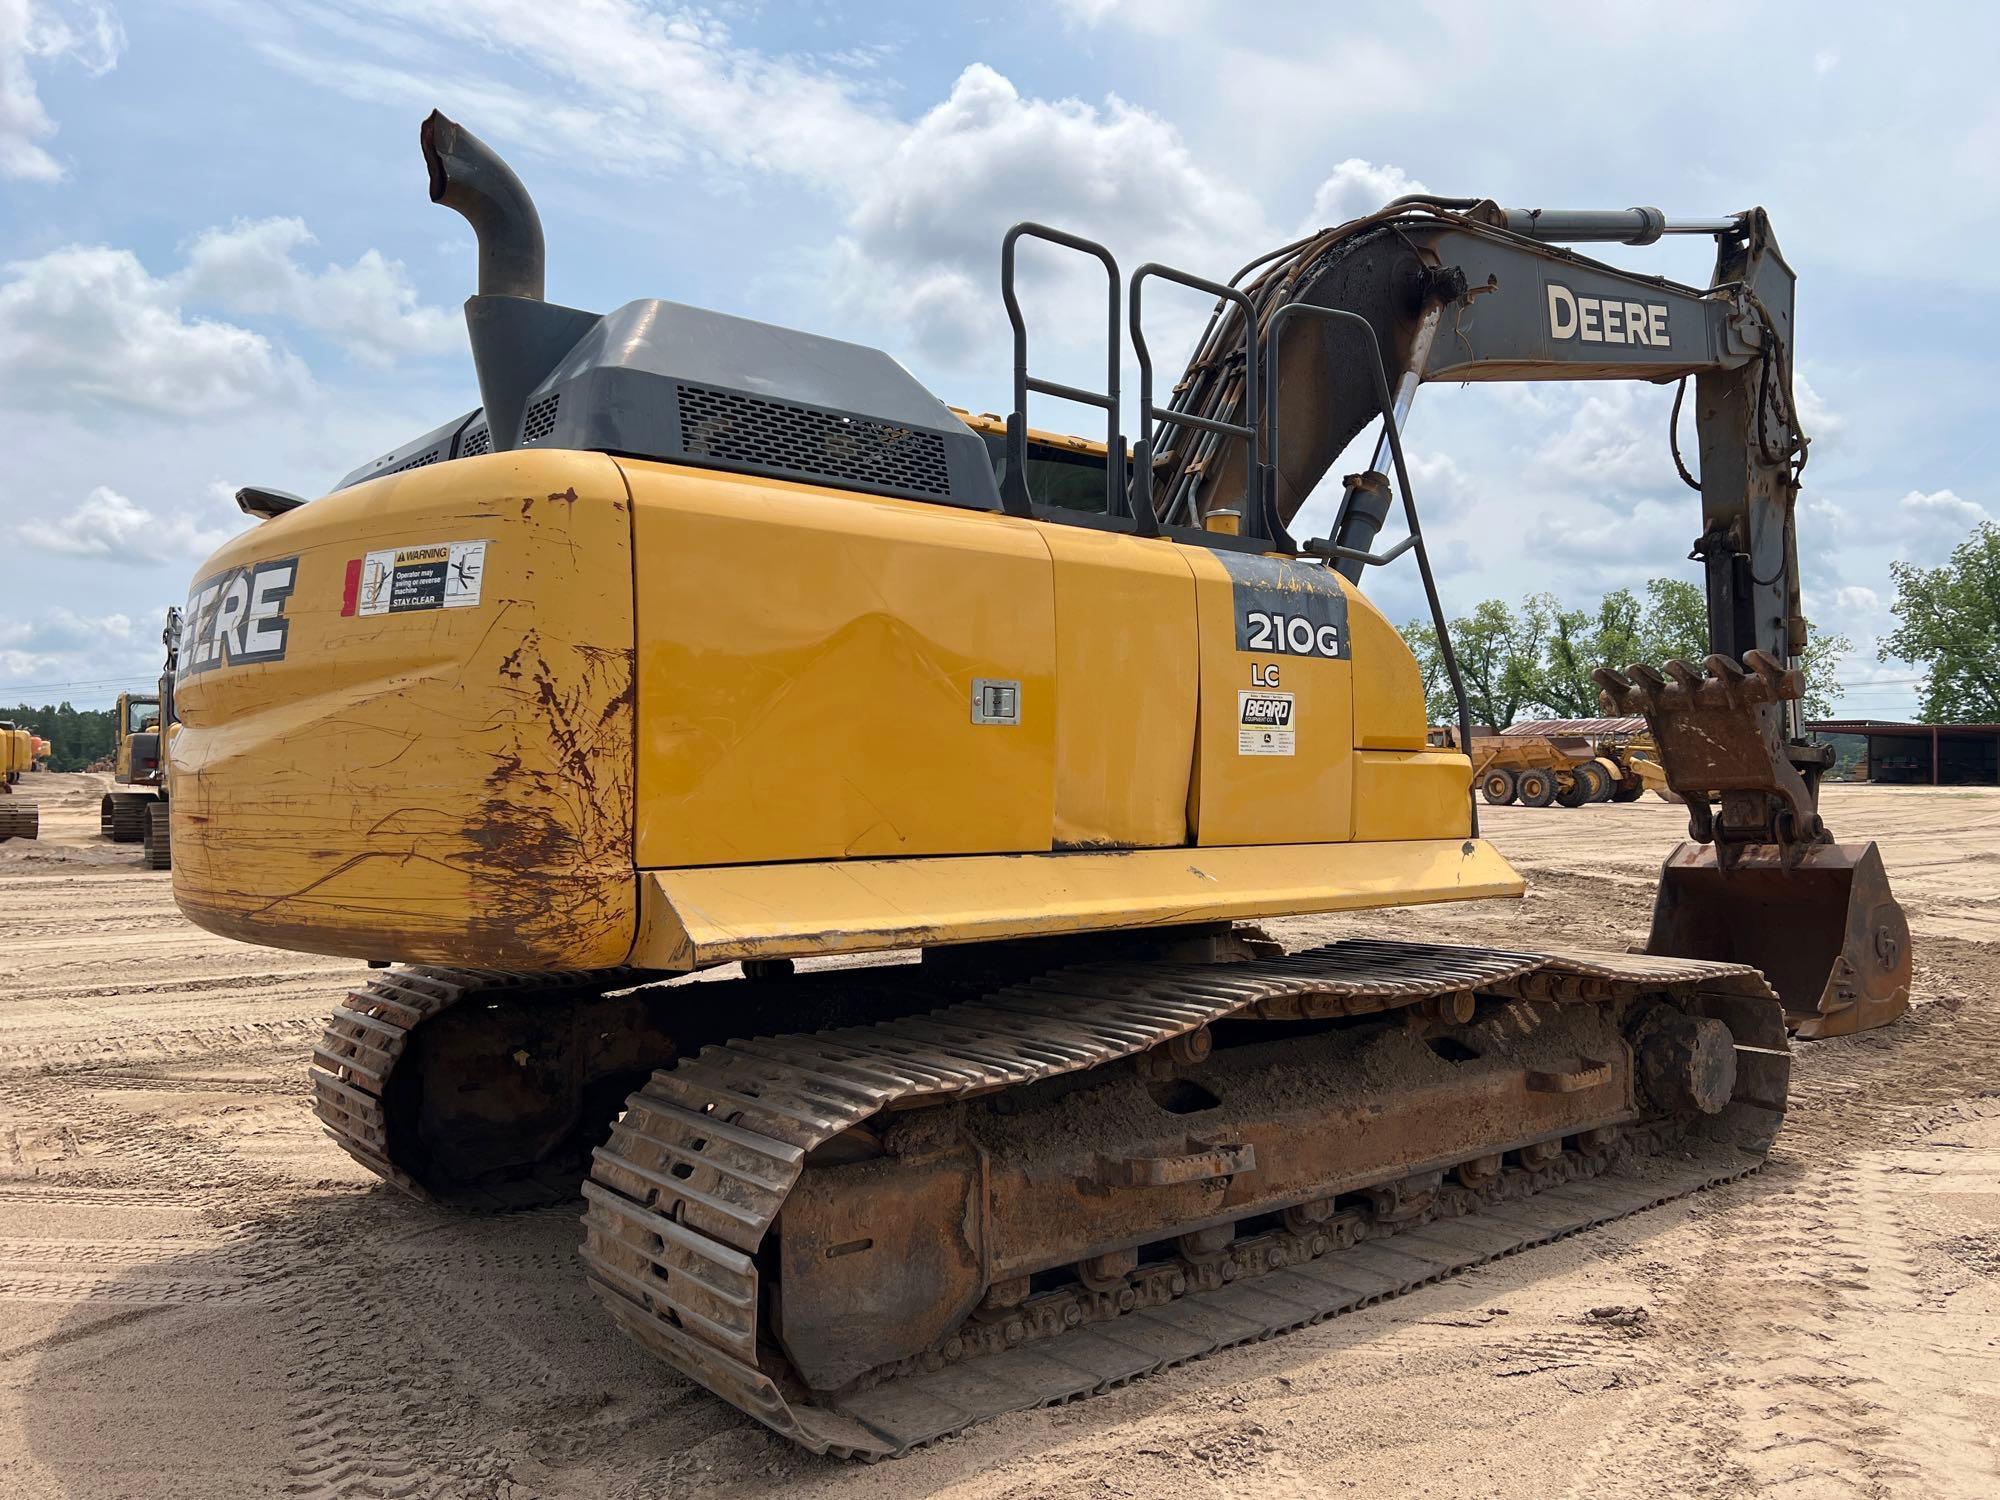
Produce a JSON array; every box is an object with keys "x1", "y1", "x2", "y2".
[{"x1": 982, "y1": 435, "x2": 1123, "y2": 514}]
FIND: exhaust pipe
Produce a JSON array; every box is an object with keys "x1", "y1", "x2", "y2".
[
  {"x1": 421, "y1": 110, "x2": 545, "y2": 301},
  {"x1": 421, "y1": 111, "x2": 598, "y2": 452}
]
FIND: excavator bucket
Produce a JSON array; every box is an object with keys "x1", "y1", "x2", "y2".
[
  {"x1": 1648, "y1": 839, "x2": 1910, "y2": 1038},
  {"x1": 1596, "y1": 651, "x2": 1912, "y2": 1038}
]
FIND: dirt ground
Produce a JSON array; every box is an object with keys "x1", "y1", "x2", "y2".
[{"x1": 2, "y1": 770, "x2": 1996, "y2": 1498}]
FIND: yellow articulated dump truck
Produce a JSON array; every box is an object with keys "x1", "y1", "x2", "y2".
[
  {"x1": 1474, "y1": 717, "x2": 1668, "y2": 807},
  {"x1": 167, "y1": 113, "x2": 1909, "y2": 1454},
  {"x1": 1439, "y1": 724, "x2": 1620, "y2": 807}
]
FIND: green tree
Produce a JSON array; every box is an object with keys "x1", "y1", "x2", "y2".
[
  {"x1": 1880, "y1": 521, "x2": 2000, "y2": 722},
  {"x1": 1522, "y1": 587, "x2": 1644, "y2": 717},
  {"x1": 1798, "y1": 630, "x2": 1852, "y2": 720},
  {"x1": 1402, "y1": 574, "x2": 1849, "y2": 725},
  {"x1": 1638, "y1": 577, "x2": 1710, "y2": 665},
  {"x1": 1400, "y1": 598, "x2": 1542, "y2": 729},
  {"x1": 0, "y1": 702, "x2": 115, "y2": 771}
]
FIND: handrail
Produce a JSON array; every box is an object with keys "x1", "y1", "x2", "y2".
[
  {"x1": 999, "y1": 223, "x2": 1124, "y2": 518},
  {"x1": 1129, "y1": 263, "x2": 1260, "y2": 539},
  {"x1": 1261, "y1": 302, "x2": 1478, "y2": 830}
]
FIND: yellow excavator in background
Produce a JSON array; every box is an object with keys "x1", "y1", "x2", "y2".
[
  {"x1": 101, "y1": 609, "x2": 181, "y2": 868},
  {"x1": 166, "y1": 113, "x2": 1906, "y2": 1456},
  {"x1": 0, "y1": 722, "x2": 36, "y2": 841}
]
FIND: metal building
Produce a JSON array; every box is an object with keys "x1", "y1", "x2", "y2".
[{"x1": 1807, "y1": 720, "x2": 2000, "y2": 785}]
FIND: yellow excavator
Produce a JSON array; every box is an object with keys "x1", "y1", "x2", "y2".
[
  {"x1": 100, "y1": 610, "x2": 183, "y2": 868},
  {"x1": 168, "y1": 113, "x2": 1907, "y2": 1456},
  {"x1": 0, "y1": 721, "x2": 36, "y2": 841}
]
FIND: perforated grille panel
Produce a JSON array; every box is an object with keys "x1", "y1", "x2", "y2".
[
  {"x1": 521, "y1": 393, "x2": 561, "y2": 444},
  {"x1": 388, "y1": 449, "x2": 442, "y2": 475},
  {"x1": 677, "y1": 384, "x2": 951, "y2": 497},
  {"x1": 460, "y1": 425, "x2": 491, "y2": 457}
]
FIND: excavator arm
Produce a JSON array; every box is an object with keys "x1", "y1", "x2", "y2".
[{"x1": 1152, "y1": 201, "x2": 1908, "y2": 1037}]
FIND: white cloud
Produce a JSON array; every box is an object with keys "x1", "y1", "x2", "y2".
[
  {"x1": 0, "y1": 604, "x2": 166, "y2": 691},
  {"x1": 1813, "y1": 49, "x2": 1840, "y2": 76},
  {"x1": 1898, "y1": 486, "x2": 1988, "y2": 525},
  {"x1": 1301, "y1": 159, "x2": 1427, "y2": 231},
  {"x1": 318, "y1": 0, "x2": 899, "y2": 189},
  {"x1": 0, "y1": 216, "x2": 458, "y2": 414},
  {"x1": 0, "y1": 244, "x2": 305, "y2": 415},
  {"x1": 1533, "y1": 384, "x2": 1677, "y2": 494},
  {"x1": 1794, "y1": 371, "x2": 1844, "y2": 444},
  {"x1": 1832, "y1": 584, "x2": 1880, "y2": 613},
  {"x1": 1052, "y1": 0, "x2": 1123, "y2": 23},
  {"x1": 268, "y1": 8, "x2": 1273, "y2": 368},
  {"x1": 176, "y1": 217, "x2": 458, "y2": 363},
  {"x1": 0, "y1": 0, "x2": 121, "y2": 182},
  {"x1": 1896, "y1": 487, "x2": 1991, "y2": 555},
  {"x1": 1048, "y1": 0, "x2": 1215, "y2": 32},
  {"x1": 1802, "y1": 492, "x2": 1849, "y2": 538},
  {"x1": 831, "y1": 64, "x2": 1265, "y2": 360},
  {"x1": 15, "y1": 483, "x2": 244, "y2": 562},
  {"x1": 1542, "y1": 494, "x2": 1693, "y2": 574}
]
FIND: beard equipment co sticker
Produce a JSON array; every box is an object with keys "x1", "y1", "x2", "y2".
[
  {"x1": 1238, "y1": 689, "x2": 1296, "y2": 756},
  {"x1": 343, "y1": 541, "x2": 489, "y2": 617}
]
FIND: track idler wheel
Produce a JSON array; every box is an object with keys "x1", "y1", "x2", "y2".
[{"x1": 1630, "y1": 1005, "x2": 1737, "y2": 1116}]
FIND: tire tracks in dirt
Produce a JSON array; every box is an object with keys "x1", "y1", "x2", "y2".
[{"x1": 1554, "y1": 950, "x2": 2000, "y2": 1500}]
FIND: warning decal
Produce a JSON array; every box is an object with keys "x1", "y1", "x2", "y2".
[
  {"x1": 1238, "y1": 690, "x2": 1296, "y2": 756},
  {"x1": 345, "y1": 540, "x2": 489, "y2": 617}
]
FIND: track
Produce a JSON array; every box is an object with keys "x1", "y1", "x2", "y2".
[{"x1": 580, "y1": 939, "x2": 1788, "y2": 1456}]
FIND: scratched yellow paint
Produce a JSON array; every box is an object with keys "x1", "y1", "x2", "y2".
[
  {"x1": 170, "y1": 451, "x2": 639, "y2": 969},
  {"x1": 171, "y1": 446, "x2": 1498, "y2": 975}
]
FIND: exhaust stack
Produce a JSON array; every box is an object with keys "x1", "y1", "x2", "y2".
[
  {"x1": 421, "y1": 110, "x2": 598, "y2": 452},
  {"x1": 422, "y1": 110, "x2": 545, "y2": 301}
]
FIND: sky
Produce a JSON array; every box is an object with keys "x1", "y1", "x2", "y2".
[{"x1": 2, "y1": 0, "x2": 1994, "y2": 716}]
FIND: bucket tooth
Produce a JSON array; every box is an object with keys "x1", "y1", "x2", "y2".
[{"x1": 1706, "y1": 653, "x2": 1747, "y2": 686}]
